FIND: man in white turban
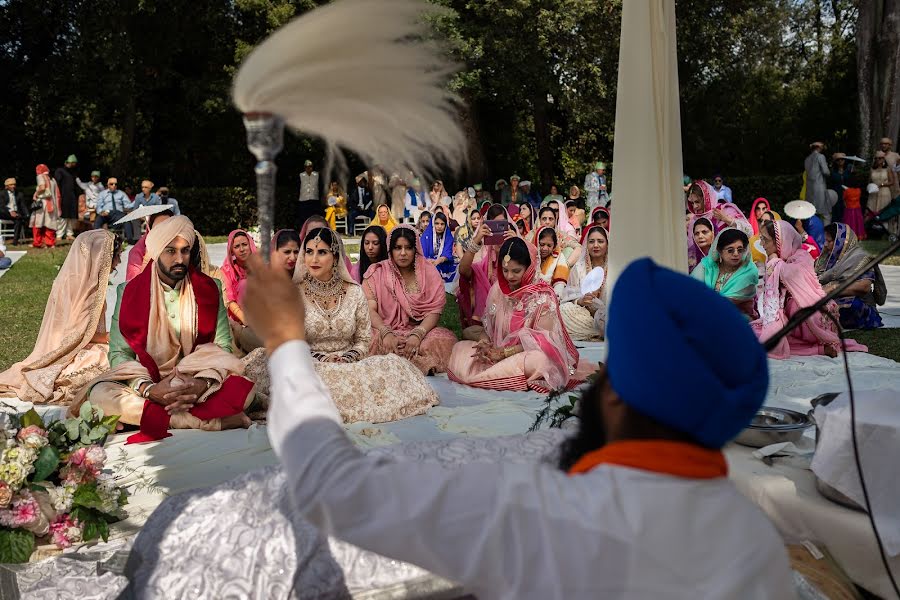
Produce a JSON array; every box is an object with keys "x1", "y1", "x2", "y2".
[{"x1": 73, "y1": 216, "x2": 254, "y2": 443}]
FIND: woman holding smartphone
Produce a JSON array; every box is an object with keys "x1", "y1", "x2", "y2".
[{"x1": 456, "y1": 204, "x2": 518, "y2": 340}]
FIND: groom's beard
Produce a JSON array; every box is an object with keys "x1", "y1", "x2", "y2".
[{"x1": 557, "y1": 374, "x2": 607, "y2": 472}]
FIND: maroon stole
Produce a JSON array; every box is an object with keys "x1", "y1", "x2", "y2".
[{"x1": 118, "y1": 263, "x2": 252, "y2": 443}]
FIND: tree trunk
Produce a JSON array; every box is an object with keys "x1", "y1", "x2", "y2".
[
  {"x1": 115, "y1": 94, "x2": 137, "y2": 178},
  {"x1": 532, "y1": 90, "x2": 554, "y2": 192},
  {"x1": 458, "y1": 95, "x2": 488, "y2": 186},
  {"x1": 857, "y1": 0, "x2": 877, "y2": 157},
  {"x1": 857, "y1": 0, "x2": 900, "y2": 157}
]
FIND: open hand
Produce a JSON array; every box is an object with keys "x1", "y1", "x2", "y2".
[{"x1": 242, "y1": 254, "x2": 306, "y2": 352}]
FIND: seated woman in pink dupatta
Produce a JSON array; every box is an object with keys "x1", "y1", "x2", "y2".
[
  {"x1": 750, "y1": 220, "x2": 867, "y2": 359},
  {"x1": 686, "y1": 181, "x2": 752, "y2": 271},
  {"x1": 214, "y1": 229, "x2": 262, "y2": 354},
  {"x1": 364, "y1": 225, "x2": 458, "y2": 375},
  {"x1": 125, "y1": 208, "x2": 175, "y2": 281},
  {"x1": 448, "y1": 237, "x2": 594, "y2": 393},
  {"x1": 0, "y1": 230, "x2": 123, "y2": 405},
  {"x1": 456, "y1": 204, "x2": 518, "y2": 339}
]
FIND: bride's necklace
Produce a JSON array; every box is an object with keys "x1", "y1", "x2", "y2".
[{"x1": 304, "y1": 273, "x2": 345, "y2": 323}]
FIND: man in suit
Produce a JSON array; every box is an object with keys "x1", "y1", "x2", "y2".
[
  {"x1": 348, "y1": 174, "x2": 373, "y2": 223},
  {"x1": 2, "y1": 178, "x2": 29, "y2": 245}
]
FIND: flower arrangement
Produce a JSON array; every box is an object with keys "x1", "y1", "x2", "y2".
[{"x1": 0, "y1": 402, "x2": 126, "y2": 563}]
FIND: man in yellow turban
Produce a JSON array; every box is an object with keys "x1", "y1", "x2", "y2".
[{"x1": 73, "y1": 216, "x2": 254, "y2": 443}]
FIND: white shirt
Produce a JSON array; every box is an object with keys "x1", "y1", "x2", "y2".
[
  {"x1": 5, "y1": 190, "x2": 16, "y2": 213},
  {"x1": 299, "y1": 171, "x2": 319, "y2": 203},
  {"x1": 267, "y1": 341, "x2": 795, "y2": 600}
]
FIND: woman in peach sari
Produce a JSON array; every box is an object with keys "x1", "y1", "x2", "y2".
[
  {"x1": 0, "y1": 230, "x2": 123, "y2": 404},
  {"x1": 364, "y1": 225, "x2": 458, "y2": 374},
  {"x1": 448, "y1": 237, "x2": 592, "y2": 393}
]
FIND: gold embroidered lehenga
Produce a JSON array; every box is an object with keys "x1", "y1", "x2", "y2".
[
  {"x1": 243, "y1": 235, "x2": 438, "y2": 424},
  {"x1": 0, "y1": 230, "x2": 116, "y2": 404}
]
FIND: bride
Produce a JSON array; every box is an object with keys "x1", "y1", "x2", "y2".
[{"x1": 243, "y1": 227, "x2": 438, "y2": 423}]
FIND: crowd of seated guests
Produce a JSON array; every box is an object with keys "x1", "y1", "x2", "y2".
[{"x1": 4, "y1": 174, "x2": 892, "y2": 441}]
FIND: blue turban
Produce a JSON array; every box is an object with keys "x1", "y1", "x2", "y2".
[{"x1": 606, "y1": 258, "x2": 769, "y2": 448}]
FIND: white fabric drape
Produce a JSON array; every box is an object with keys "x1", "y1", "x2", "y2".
[{"x1": 607, "y1": 0, "x2": 687, "y2": 293}]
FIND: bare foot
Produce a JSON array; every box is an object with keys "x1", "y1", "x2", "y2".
[
  {"x1": 221, "y1": 412, "x2": 252, "y2": 430},
  {"x1": 824, "y1": 345, "x2": 838, "y2": 358}
]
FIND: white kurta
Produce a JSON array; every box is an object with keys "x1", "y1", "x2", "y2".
[{"x1": 267, "y1": 341, "x2": 795, "y2": 600}]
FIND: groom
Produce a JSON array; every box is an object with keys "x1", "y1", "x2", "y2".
[{"x1": 73, "y1": 216, "x2": 254, "y2": 443}]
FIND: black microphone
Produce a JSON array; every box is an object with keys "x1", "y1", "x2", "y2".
[{"x1": 762, "y1": 235, "x2": 900, "y2": 351}]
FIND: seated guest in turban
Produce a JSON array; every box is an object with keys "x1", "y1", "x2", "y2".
[
  {"x1": 72, "y1": 216, "x2": 255, "y2": 443},
  {"x1": 691, "y1": 228, "x2": 759, "y2": 318},
  {"x1": 0, "y1": 231, "x2": 123, "y2": 404},
  {"x1": 751, "y1": 220, "x2": 867, "y2": 359},
  {"x1": 241, "y1": 256, "x2": 793, "y2": 599}
]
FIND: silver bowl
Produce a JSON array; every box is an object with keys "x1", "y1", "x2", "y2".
[{"x1": 734, "y1": 408, "x2": 812, "y2": 448}]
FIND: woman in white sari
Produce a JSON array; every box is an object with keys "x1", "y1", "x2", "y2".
[
  {"x1": 0, "y1": 230, "x2": 123, "y2": 404},
  {"x1": 559, "y1": 224, "x2": 609, "y2": 341}
]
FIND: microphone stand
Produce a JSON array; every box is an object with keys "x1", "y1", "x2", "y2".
[{"x1": 763, "y1": 235, "x2": 900, "y2": 351}]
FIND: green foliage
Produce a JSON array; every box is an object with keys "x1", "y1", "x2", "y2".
[
  {"x1": 0, "y1": 528, "x2": 36, "y2": 564},
  {"x1": 46, "y1": 402, "x2": 118, "y2": 452},
  {"x1": 31, "y1": 445, "x2": 60, "y2": 483},
  {"x1": 72, "y1": 483, "x2": 104, "y2": 511},
  {"x1": 70, "y1": 506, "x2": 112, "y2": 543},
  {"x1": 19, "y1": 409, "x2": 44, "y2": 429}
]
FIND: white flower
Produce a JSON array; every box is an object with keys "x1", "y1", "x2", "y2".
[{"x1": 48, "y1": 484, "x2": 76, "y2": 513}]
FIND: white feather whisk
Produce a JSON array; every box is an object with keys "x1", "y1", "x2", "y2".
[{"x1": 233, "y1": 0, "x2": 467, "y2": 252}]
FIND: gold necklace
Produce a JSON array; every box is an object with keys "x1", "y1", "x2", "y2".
[{"x1": 303, "y1": 273, "x2": 345, "y2": 325}]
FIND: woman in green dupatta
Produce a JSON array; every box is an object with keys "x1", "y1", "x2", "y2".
[{"x1": 691, "y1": 228, "x2": 759, "y2": 318}]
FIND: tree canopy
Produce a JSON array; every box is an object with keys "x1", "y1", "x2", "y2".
[{"x1": 0, "y1": 0, "x2": 893, "y2": 195}]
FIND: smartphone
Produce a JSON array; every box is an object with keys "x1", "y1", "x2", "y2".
[{"x1": 485, "y1": 220, "x2": 509, "y2": 245}]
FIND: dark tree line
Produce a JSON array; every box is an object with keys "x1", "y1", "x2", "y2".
[{"x1": 0, "y1": 0, "x2": 894, "y2": 195}]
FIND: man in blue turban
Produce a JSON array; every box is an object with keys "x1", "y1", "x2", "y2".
[{"x1": 237, "y1": 255, "x2": 793, "y2": 599}]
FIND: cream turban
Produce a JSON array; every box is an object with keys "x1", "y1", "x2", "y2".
[{"x1": 145, "y1": 215, "x2": 196, "y2": 262}]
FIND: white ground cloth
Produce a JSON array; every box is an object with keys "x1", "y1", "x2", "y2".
[
  {"x1": 4, "y1": 240, "x2": 900, "y2": 595},
  {"x1": 0, "y1": 250, "x2": 26, "y2": 279}
]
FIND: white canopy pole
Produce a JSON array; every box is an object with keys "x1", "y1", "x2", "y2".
[{"x1": 607, "y1": 0, "x2": 687, "y2": 291}]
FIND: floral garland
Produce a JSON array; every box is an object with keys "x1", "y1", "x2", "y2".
[{"x1": 0, "y1": 402, "x2": 126, "y2": 563}]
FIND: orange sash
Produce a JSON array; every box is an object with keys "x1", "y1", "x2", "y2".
[{"x1": 568, "y1": 440, "x2": 727, "y2": 479}]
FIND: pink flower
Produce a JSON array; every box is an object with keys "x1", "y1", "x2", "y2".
[
  {"x1": 49, "y1": 514, "x2": 82, "y2": 549},
  {"x1": 67, "y1": 447, "x2": 88, "y2": 467},
  {"x1": 60, "y1": 446, "x2": 104, "y2": 485},
  {"x1": 0, "y1": 481, "x2": 11, "y2": 508},
  {"x1": 16, "y1": 425, "x2": 48, "y2": 449},
  {"x1": 84, "y1": 446, "x2": 106, "y2": 469}
]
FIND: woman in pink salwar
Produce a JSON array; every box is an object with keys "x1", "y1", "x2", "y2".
[
  {"x1": 448, "y1": 237, "x2": 593, "y2": 393},
  {"x1": 686, "y1": 180, "x2": 752, "y2": 271},
  {"x1": 364, "y1": 225, "x2": 458, "y2": 374},
  {"x1": 751, "y1": 220, "x2": 867, "y2": 359}
]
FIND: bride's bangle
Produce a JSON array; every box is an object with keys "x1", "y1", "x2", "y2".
[{"x1": 380, "y1": 327, "x2": 394, "y2": 342}]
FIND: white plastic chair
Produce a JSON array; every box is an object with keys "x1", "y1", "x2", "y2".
[{"x1": 353, "y1": 216, "x2": 371, "y2": 236}]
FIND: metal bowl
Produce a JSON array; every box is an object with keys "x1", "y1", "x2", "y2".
[{"x1": 734, "y1": 408, "x2": 812, "y2": 448}]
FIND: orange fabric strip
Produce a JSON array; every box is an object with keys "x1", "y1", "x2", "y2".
[{"x1": 568, "y1": 440, "x2": 728, "y2": 479}]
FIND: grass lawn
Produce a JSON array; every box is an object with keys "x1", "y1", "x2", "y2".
[{"x1": 1, "y1": 241, "x2": 897, "y2": 370}]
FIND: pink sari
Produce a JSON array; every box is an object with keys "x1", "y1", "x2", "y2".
[
  {"x1": 448, "y1": 239, "x2": 593, "y2": 392},
  {"x1": 751, "y1": 221, "x2": 866, "y2": 359},
  {"x1": 220, "y1": 229, "x2": 257, "y2": 320},
  {"x1": 364, "y1": 225, "x2": 457, "y2": 374},
  {"x1": 456, "y1": 207, "x2": 515, "y2": 327},
  {"x1": 687, "y1": 181, "x2": 752, "y2": 271}
]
